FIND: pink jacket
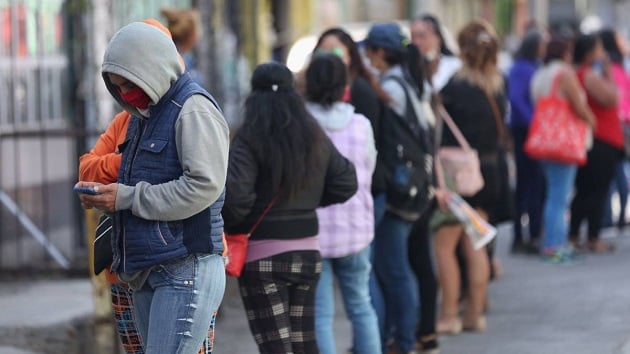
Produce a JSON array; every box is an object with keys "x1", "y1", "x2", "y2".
[{"x1": 612, "y1": 63, "x2": 630, "y2": 123}]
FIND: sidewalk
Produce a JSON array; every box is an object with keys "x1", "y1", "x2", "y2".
[
  {"x1": 438, "y1": 226, "x2": 630, "y2": 354},
  {"x1": 0, "y1": 279, "x2": 94, "y2": 354},
  {"x1": 1, "y1": 226, "x2": 630, "y2": 354}
]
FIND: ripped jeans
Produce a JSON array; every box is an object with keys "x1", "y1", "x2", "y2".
[{"x1": 133, "y1": 254, "x2": 226, "y2": 354}]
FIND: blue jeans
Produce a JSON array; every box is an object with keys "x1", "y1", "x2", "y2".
[
  {"x1": 541, "y1": 162, "x2": 577, "y2": 250},
  {"x1": 315, "y1": 246, "x2": 380, "y2": 354},
  {"x1": 373, "y1": 212, "x2": 418, "y2": 353},
  {"x1": 133, "y1": 254, "x2": 226, "y2": 354},
  {"x1": 369, "y1": 193, "x2": 387, "y2": 347}
]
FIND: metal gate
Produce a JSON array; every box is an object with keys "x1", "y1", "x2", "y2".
[{"x1": 0, "y1": 0, "x2": 78, "y2": 271}]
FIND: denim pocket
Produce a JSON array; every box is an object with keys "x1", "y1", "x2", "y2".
[{"x1": 158, "y1": 255, "x2": 195, "y2": 283}]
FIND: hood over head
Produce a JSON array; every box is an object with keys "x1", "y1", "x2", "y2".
[{"x1": 102, "y1": 21, "x2": 184, "y2": 116}]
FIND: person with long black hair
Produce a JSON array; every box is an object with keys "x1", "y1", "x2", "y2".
[
  {"x1": 363, "y1": 22, "x2": 436, "y2": 354},
  {"x1": 311, "y1": 28, "x2": 392, "y2": 353},
  {"x1": 411, "y1": 14, "x2": 460, "y2": 91},
  {"x1": 223, "y1": 62, "x2": 357, "y2": 354},
  {"x1": 313, "y1": 27, "x2": 389, "y2": 221}
]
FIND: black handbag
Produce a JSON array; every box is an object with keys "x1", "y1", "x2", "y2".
[{"x1": 93, "y1": 214, "x2": 113, "y2": 275}]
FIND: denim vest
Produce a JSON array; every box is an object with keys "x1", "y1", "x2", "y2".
[{"x1": 113, "y1": 74, "x2": 225, "y2": 274}]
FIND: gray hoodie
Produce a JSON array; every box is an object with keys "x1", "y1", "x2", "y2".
[
  {"x1": 101, "y1": 22, "x2": 229, "y2": 221},
  {"x1": 306, "y1": 102, "x2": 377, "y2": 168}
]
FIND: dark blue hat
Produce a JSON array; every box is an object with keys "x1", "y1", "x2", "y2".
[{"x1": 361, "y1": 23, "x2": 408, "y2": 51}]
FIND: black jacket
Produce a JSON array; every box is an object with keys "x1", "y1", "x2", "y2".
[
  {"x1": 223, "y1": 133, "x2": 358, "y2": 240},
  {"x1": 378, "y1": 76, "x2": 434, "y2": 221},
  {"x1": 350, "y1": 76, "x2": 387, "y2": 195}
]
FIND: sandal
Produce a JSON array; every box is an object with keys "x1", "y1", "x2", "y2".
[
  {"x1": 436, "y1": 316, "x2": 462, "y2": 335},
  {"x1": 588, "y1": 239, "x2": 616, "y2": 253},
  {"x1": 462, "y1": 314, "x2": 487, "y2": 332},
  {"x1": 462, "y1": 309, "x2": 487, "y2": 332},
  {"x1": 416, "y1": 334, "x2": 440, "y2": 354}
]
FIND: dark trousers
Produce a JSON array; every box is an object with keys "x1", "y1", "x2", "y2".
[
  {"x1": 408, "y1": 204, "x2": 438, "y2": 338},
  {"x1": 511, "y1": 127, "x2": 546, "y2": 243},
  {"x1": 239, "y1": 251, "x2": 322, "y2": 354},
  {"x1": 569, "y1": 139, "x2": 623, "y2": 241},
  {"x1": 603, "y1": 161, "x2": 629, "y2": 227}
]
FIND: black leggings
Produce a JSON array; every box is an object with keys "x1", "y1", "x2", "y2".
[
  {"x1": 408, "y1": 204, "x2": 438, "y2": 337},
  {"x1": 569, "y1": 139, "x2": 622, "y2": 241}
]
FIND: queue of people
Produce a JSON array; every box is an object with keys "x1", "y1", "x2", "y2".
[{"x1": 74, "y1": 11, "x2": 630, "y2": 354}]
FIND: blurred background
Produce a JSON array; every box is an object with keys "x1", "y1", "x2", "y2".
[{"x1": 0, "y1": 0, "x2": 629, "y2": 284}]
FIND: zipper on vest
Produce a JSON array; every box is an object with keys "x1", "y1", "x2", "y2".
[
  {"x1": 156, "y1": 222, "x2": 168, "y2": 245},
  {"x1": 127, "y1": 120, "x2": 148, "y2": 180},
  {"x1": 122, "y1": 225, "x2": 127, "y2": 273}
]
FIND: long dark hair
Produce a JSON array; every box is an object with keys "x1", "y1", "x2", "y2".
[
  {"x1": 366, "y1": 42, "x2": 429, "y2": 100},
  {"x1": 600, "y1": 28, "x2": 623, "y2": 63},
  {"x1": 240, "y1": 62, "x2": 325, "y2": 199},
  {"x1": 306, "y1": 54, "x2": 347, "y2": 107},
  {"x1": 515, "y1": 30, "x2": 544, "y2": 62},
  {"x1": 417, "y1": 14, "x2": 454, "y2": 56},
  {"x1": 544, "y1": 36, "x2": 573, "y2": 64},
  {"x1": 314, "y1": 28, "x2": 389, "y2": 102},
  {"x1": 573, "y1": 33, "x2": 599, "y2": 65}
]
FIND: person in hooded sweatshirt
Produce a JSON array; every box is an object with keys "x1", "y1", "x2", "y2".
[
  {"x1": 76, "y1": 21, "x2": 229, "y2": 354},
  {"x1": 304, "y1": 53, "x2": 379, "y2": 354}
]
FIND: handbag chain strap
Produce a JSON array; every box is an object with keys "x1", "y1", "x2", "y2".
[{"x1": 247, "y1": 193, "x2": 281, "y2": 237}]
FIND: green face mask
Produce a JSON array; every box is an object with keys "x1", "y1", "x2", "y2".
[{"x1": 314, "y1": 47, "x2": 344, "y2": 58}]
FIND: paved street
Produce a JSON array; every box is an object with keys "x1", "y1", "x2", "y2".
[
  {"x1": 215, "y1": 225, "x2": 630, "y2": 354},
  {"x1": 1, "y1": 225, "x2": 630, "y2": 353}
]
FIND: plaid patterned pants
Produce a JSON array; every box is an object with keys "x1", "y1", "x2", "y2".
[{"x1": 238, "y1": 250, "x2": 322, "y2": 354}]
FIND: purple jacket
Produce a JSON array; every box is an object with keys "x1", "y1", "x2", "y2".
[{"x1": 307, "y1": 102, "x2": 377, "y2": 258}]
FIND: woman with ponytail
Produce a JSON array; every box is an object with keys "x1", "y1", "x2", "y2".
[{"x1": 432, "y1": 19, "x2": 508, "y2": 335}]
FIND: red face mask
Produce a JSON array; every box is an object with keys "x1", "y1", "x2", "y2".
[{"x1": 117, "y1": 86, "x2": 151, "y2": 109}]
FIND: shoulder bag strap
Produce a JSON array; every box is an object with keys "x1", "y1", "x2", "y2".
[
  {"x1": 436, "y1": 103, "x2": 473, "y2": 151},
  {"x1": 483, "y1": 89, "x2": 509, "y2": 149},
  {"x1": 434, "y1": 99, "x2": 474, "y2": 190},
  {"x1": 247, "y1": 193, "x2": 281, "y2": 237},
  {"x1": 383, "y1": 75, "x2": 421, "y2": 131}
]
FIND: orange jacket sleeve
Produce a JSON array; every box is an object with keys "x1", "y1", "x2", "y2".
[{"x1": 79, "y1": 111, "x2": 131, "y2": 184}]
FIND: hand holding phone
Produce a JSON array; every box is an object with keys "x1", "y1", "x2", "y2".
[{"x1": 74, "y1": 186, "x2": 101, "y2": 195}]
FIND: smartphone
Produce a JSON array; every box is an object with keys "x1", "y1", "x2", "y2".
[
  {"x1": 73, "y1": 186, "x2": 101, "y2": 195},
  {"x1": 592, "y1": 60, "x2": 604, "y2": 76}
]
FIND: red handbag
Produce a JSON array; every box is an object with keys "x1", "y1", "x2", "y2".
[
  {"x1": 525, "y1": 72, "x2": 589, "y2": 165},
  {"x1": 225, "y1": 195, "x2": 279, "y2": 277}
]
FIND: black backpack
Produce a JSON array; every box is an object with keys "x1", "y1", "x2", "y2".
[{"x1": 377, "y1": 76, "x2": 434, "y2": 222}]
